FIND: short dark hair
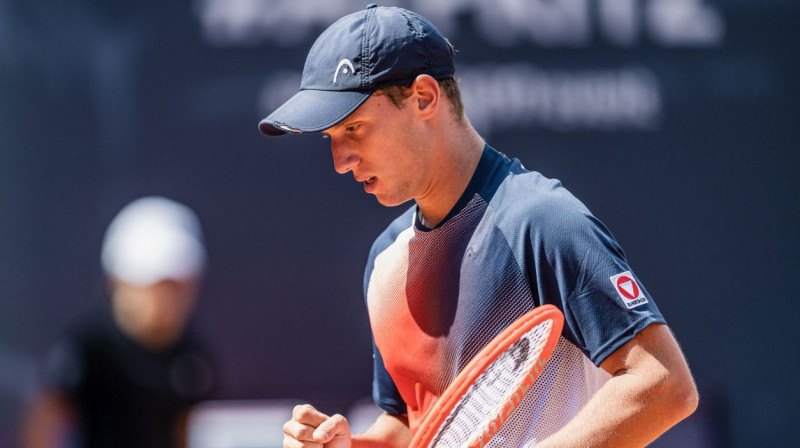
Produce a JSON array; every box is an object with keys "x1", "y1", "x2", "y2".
[{"x1": 376, "y1": 78, "x2": 465, "y2": 122}]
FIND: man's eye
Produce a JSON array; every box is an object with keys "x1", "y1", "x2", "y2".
[{"x1": 346, "y1": 124, "x2": 360, "y2": 132}]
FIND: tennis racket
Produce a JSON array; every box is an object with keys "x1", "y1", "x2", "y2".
[{"x1": 409, "y1": 304, "x2": 564, "y2": 448}]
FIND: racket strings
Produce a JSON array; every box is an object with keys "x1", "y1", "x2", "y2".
[
  {"x1": 484, "y1": 339, "x2": 591, "y2": 447},
  {"x1": 427, "y1": 320, "x2": 553, "y2": 448}
]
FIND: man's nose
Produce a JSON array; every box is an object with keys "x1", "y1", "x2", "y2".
[{"x1": 331, "y1": 141, "x2": 359, "y2": 174}]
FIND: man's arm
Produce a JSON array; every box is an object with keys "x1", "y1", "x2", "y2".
[
  {"x1": 283, "y1": 404, "x2": 410, "y2": 448},
  {"x1": 536, "y1": 323, "x2": 699, "y2": 448}
]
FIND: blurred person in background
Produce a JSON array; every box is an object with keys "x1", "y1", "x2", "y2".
[{"x1": 23, "y1": 196, "x2": 215, "y2": 448}]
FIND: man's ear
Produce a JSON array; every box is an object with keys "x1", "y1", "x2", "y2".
[{"x1": 411, "y1": 74, "x2": 440, "y2": 120}]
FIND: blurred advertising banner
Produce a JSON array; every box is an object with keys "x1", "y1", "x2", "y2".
[{"x1": 194, "y1": 0, "x2": 735, "y2": 137}]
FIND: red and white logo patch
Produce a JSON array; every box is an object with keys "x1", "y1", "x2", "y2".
[{"x1": 610, "y1": 271, "x2": 648, "y2": 309}]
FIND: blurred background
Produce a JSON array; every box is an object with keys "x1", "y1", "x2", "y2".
[{"x1": 1, "y1": 0, "x2": 798, "y2": 446}]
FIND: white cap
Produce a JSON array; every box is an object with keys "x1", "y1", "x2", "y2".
[{"x1": 101, "y1": 196, "x2": 207, "y2": 287}]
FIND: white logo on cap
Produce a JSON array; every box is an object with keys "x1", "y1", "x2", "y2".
[{"x1": 333, "y1": 58, "x2": 355, "y2": 83}]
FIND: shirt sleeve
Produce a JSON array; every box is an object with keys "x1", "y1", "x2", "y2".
[{"x1": 525, "y1": 189, "x2": 666, "y2": 365}]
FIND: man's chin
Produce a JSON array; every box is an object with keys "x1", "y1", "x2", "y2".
[{"x1": 374, "y1": 194, "x2": 413, "y2": 208}]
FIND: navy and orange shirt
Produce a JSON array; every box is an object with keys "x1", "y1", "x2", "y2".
[{"x1": 363, "y1": 145, "x2": 665, "y2": 442}]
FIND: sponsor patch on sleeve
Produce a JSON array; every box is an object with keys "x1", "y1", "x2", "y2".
[{"x1": 609, "y1": 271, "x2": 648, "y2": 309}]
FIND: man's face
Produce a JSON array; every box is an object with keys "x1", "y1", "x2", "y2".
[{"x1": 322, "y1": 93, "x2": 429, "y2": 207}]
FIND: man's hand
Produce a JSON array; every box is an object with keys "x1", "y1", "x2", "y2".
[{"x1": 283, "y1": 404, "x2": 352, "y2": 448}]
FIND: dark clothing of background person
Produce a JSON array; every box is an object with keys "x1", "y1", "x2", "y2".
[{"x1": 43, "y1": 311, "x2": 214, "y2": 448}]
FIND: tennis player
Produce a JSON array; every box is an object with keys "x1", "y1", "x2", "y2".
[{"x1": 260, "y1": 5, "x2": 698, "y2": 447}]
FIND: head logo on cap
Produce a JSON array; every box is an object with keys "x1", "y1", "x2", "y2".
[{"x1": 333, "y1": 58, "x2": 355, "y2": 84}]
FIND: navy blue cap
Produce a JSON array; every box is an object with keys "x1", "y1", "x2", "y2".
[{"x1": 259, "y1": 5, "x2": 456, "y2": 136}]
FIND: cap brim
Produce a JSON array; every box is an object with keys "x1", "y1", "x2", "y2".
[{"x1": 259, "y1": 89, "x2": 374, "y2": 136}]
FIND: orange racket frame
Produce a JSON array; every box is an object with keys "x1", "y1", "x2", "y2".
[{"x1": 409, "y1": 304, "x2": 564, "y2": 448}]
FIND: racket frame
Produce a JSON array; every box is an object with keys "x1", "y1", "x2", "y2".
[{"x1": 410, "y1": 304, "x2": 564, "y2": 448}]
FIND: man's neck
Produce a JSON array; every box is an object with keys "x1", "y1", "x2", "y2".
[{"x1": 415, "y1": 124, "x2": 485, "y2": 228}]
